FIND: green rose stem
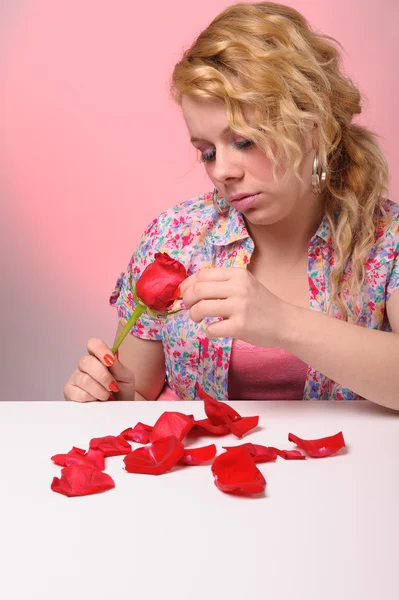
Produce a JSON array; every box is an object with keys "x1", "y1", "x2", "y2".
[{"x1": 111, "y1": 303, "x2": 147, "y2": 354}]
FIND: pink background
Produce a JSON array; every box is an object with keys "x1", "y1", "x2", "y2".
[{"x1": 2, "y1": 0, "x2": 398, "y2": 401}]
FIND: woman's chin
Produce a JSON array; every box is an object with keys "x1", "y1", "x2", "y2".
[{"x1": 242, "y1": 206, "x2": 285, "y2": 227}]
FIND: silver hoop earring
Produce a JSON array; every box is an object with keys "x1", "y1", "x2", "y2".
[
  {"x1": 311, "y1": 152, "x2": 327, "y2": 195},
  {"x1": 212, "y1": 187, "x2": 229, "y2": 215}
]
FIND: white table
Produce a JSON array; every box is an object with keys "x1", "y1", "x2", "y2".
[{"x1": 1, "y1": 400, "x2": 398, "y2": 600}]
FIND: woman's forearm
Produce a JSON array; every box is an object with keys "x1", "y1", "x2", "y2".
[{"x1": 281, "y1": 305, "x2": 399, "y2": 410}]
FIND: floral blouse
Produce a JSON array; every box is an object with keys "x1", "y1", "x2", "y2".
[{"x1": 109, "y1": 192, "x2": 399, "y2": 401}]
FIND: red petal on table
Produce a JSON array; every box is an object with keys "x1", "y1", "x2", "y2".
[
  {"x1": 270, "y1": 447, "x2": 306, "y2": 460},
  {"x1": 223, "y1": 443, "x2": 277, "y2": 463},
  {"x1": 51, "y1": 447, "x2": 86, "y2": 466},
  {"x1": 89, "y1": 435, "x2": 131, "y2": 457},
  {"x1": 51, "y1": 465, "x2": 115, "y2": 497},
  {"x1": 121, "y1": 423, "x2": 153, "y2": 444},
  {"x1": 197, "y1": 385, "x2": 241, "y2": 425},
  {"x1": 288, "y1": 431, "x2": 346, "y2": 458},
  {"x1": 124, "y1": 435, "x2": 184, "y2": 475},
  {"x1": 193, "y1": 418, "x2": 230, "y2": 436},
  {"x1": 196, "y1": 385, "x2": 259, "y2": 437},
  {"x1": 211, "y1": 448, "x2": 266, "y2": 496},
  {"x1": 226, "y1": 415, "x2": 259, "y2": 439},
  {"x1": 65, "y1": 449, "x2": 105, "y2": 471},
  {"x1": 51, "y1": 447, "x2": 105, "y2": 470},
  {"x1": 149, "y1": 412, "x2": 195, "y2": 442},
  {"x1": 180, "y1": 444, "x2": 217, "y2": 465},
  {"x1": 70, "y1": 447, "x2": 85, "y2": 455}
]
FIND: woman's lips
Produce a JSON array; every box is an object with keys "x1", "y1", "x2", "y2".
[{"x1": 230, "y1": 193, "x2": 261, "y2": 211}]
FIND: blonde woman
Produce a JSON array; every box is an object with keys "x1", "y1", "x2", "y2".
[{"x1": 64, "y1": 2, "x2": 399, "y2": 410}]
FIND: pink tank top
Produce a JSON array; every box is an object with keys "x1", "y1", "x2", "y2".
[
  {"x1": 227, "y1": 339, "x2": 308, "y2": 400},
  {"x1": 157, "y1": 340, "x2": 308, "y2": 401}
]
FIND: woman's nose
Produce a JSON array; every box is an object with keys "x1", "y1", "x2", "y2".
[{"x1": 212, "y1": 147, "x2": 244, "y2": 183}]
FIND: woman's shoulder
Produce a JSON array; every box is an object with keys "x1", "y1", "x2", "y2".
[
  {"x1": 379, "y1": 198, "x2": 399, "y2": 219},
  {"x1": 152, "y1": 191, "x2": 215, "y2": 228},
  {"x1": 141, "y1": 191, "x2": 220, "y2": 248},
  {"x1": 375, "y1": 198, "x2": 399, "y2": 245}
]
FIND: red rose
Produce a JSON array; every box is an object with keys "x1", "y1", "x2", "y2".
[{"x1": 135, "y1": 252, "x2": 188, "y2": 312}]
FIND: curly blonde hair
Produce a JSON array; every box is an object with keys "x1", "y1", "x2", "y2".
[{"x1": 170, "y1": 1, "x2": 389, "y2": 321}]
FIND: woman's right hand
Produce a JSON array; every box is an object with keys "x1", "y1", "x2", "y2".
[{"x1": 64, "y1": 338, "x2": 136, "y2": 402}]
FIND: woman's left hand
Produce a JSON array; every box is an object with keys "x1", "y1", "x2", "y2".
[{"x1": 179, "y1": 267, "x2": 293, "y2": 347}]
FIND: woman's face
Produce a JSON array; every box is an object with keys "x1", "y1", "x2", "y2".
[{"x1": 182, "y1": 95, "x2": 318, "y2": 227}]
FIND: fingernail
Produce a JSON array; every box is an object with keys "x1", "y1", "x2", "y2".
[
  {"x1": 108, "y1": 393, "x2": 115, "y2": 401},
  {"x1": 109, "y1": 381, "x2": 119, "y2": 393},
  {"x1": 104, "y1": 354, "x2": 115, "y2": 366}
]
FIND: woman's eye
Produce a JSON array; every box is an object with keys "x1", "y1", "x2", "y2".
[
  {"x1": 234, "y1": 139, "x2": 253, "y2": 149},
  {"x1": 200, "y1": 139, "x2": 253, "y2": 163},
  {"x1": 200, "y1": 149, "x2": 216, "y2": 163}
]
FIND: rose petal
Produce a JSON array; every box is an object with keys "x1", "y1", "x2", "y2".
[
  {"x1": 121, "y1": 423, "x2": 153, "y2": 444},
  {"x1": 65, "y1": 449, "x2": 105, "y2": 471},
  {"x1": 51, "y1": 447, "x2": 105, "y2": 470},
  {"x1": 223, "y1": 443, "x2": 277, "y2": 463},
  {"x1": 51, "y1": 447, "x2": 86, "y2": 466},
  {"x1": 180, "y1": 444, "x2": 217, "y2": 465},
  {"x1": 196, "y1": 386, "x2": 259, "y2": 437},
  {"x1": 226, "y1": 415, "x2": 259, "y2": 439},
  {"x1": 193, "y1": 418, "x2": 230, "y2": 436},
  {"x1": 197, "y1": 386, "x2": 241, "y2": 425},
  {"x1": 51, "y1": 465, "x2": 115, "y2": 497},
  {"x1": 124, "y1": 435, "x2": 184, "y2": 475},
  {"x1": 270, "y1": 447, "x2": 306, "y2": 460},
  {"x1": 149, "y1": 412, "x2": 195, "y2": 442},
  {"x1": 288, "y1": 431, "x2": 346, "y2": 458},
  {"x1": 211, "y1": 448, "x2": 266, "y2": 496},
  {"x1": 89, "y1": 435, "x2": 131, "y2": 457},
  {"x1": 70, "y1": 447, "x2": 86, "y2": 456}
]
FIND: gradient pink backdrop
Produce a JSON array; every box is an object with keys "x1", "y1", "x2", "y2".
[{"x1": 2, "y1": 0, "x2": 398, "y2": 400}]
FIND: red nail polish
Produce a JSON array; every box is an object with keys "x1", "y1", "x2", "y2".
[
  {"x1": 109, "y1": 381, "x2": 119, "y2": 393},
  {"x1": 104, "y1": 354, "x2": 115, "y2": 366}
]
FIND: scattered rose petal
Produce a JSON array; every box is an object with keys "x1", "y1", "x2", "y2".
[
  {"x1": 70, "y1": 447, "x2": 85, "y2": 455},
  {"x1": 51, "y1": 465, "x2": 115, "y2": 497},
  {"x1": 270, "y1": 447, "x2": 306, "y2": 460},
  {"x1": 223, "y1": 443, "x2": 277, "y2": 463},
  {"x1": 124, "y1": 435, "x2": 184, "y2": 475},
  {"x1": 211, "y1": 448, "x2": 266, "y2": 496},
  {"x1": 288, "y1": 431, "x2": 346, "y2": 458},
  {"x1": 180, "y1": 444, "x2": 217, "y2": 465},
  {"x1": 65, "y1": 449, "x2": 105, "y2": 470},
  {"x1": 149, "y1": 411, "x2": 195, "y2": 442},
  {"x1": 121, "y1": 423, "x2": 153, "y2": 444},
  {"x1": 51, "y1": 447, "x2": 86, "y2": 466},
  {"x1": 51, "y1": 447, "x2": 105, "y2": 470},
  {"x1": 193, "y1": 418, "x2": 230, "y2": 436},
  {"x1": 226, "y1": 415, "x2": 259, "y2": 439},
  {"x1": 89, "y1": 435, "x2": 131, "y2": 457},
  {"x1": 198, "y1": 386, "x2": 241, "y2": 425},
  {"x1": 197, "y1": 386, "x2": 259, "y2": 438}
]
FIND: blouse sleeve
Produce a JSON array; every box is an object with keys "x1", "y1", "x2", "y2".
[
  {"x1": 109, "y1": 218, "x2": 163, "y2": 341},
  {"x1": 387, "y1": 254, "x2": 399, "y2": 301},
  {"x1": 387, "y1": 217, "x2": 399, "y2": 301}
]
